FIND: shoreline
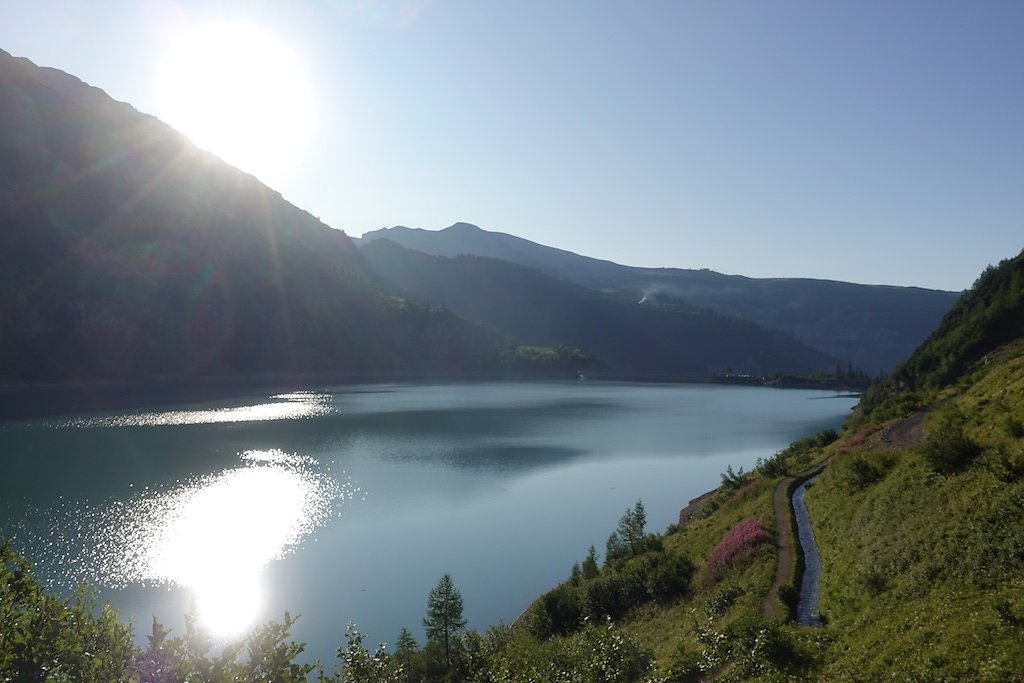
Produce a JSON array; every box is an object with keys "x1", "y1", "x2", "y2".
[{"x1": 0, "y1": 373, "x2": 866, "y2": 422}]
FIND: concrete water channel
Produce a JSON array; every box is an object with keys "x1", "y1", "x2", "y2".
[{"x1": 792, "y1": 475, "x2": 823, "y2": 626}]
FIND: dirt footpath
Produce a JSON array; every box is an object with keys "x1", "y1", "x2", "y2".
[{"x1": 762, "y1": 466, "x2": 824, "y2": 620}]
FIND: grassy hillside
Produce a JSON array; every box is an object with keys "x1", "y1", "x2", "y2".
[{"x1": 808, "y1": 342, "x2": 1024, "y2": 680}]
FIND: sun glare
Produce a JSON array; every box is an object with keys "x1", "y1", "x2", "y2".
[
  {"x1": 157, "y1": 23, "x2": 316, "y2": 179},
  {"x1": 149, "y1": 461, "x2": 315, "y2": 636}
]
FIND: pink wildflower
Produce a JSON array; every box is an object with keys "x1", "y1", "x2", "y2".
[{"x1": 706, "y1": 518, "x2": 770, "y2": 573}]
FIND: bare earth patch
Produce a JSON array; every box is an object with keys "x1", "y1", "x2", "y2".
[{"x1": 861, "y1": 411, "x2": 929, "y2": 451}]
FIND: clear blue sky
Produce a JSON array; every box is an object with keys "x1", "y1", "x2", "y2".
[{"x1": 2, "y1": 1, "x2": 1021, "y2": 291}]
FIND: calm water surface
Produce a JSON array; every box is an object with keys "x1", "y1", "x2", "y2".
[{"x1": 0, "y1": 381, "x2": 856, "y2": 661}]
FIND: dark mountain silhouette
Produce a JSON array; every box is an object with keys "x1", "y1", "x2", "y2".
[
  {"x1": 0, "y1": 49, "x2": 507, "y2": 387},
  {"x1": 360, "y1": 239, "x2": 839, "y2": 377},
  {"x1": 358, "y1": 223, "x2": 961, "y2": 372}
]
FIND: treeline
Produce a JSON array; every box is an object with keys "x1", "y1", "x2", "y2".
[
  {"x1": 526, "y1": 501, "x2": 695, "y2": 639},
  {"x1": 858, "y1": 249, "x2": 1024, "y2": 423}
]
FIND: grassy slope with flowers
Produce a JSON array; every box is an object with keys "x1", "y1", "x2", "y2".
[{"x1": 550, "y1": 250, "x2": 1024, "y2": 681}]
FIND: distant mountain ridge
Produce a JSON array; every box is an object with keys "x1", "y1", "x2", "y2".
[
  {"x1": 360, "y1": 238, "x2": 840, "y2": 378},
  {"x1": 358, "y1": 223, "x2": 962, "y2": 372}
]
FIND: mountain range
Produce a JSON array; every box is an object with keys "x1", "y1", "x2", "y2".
[
  {"x1": 0, "y1": 47, "x2": 962, "y2": 392},
  {"x1": 358, "y1": 238, "x2": 838, "y2": 378},
  {"x1": 358, "y1": 223, "x2": 961, "y2": 373}
]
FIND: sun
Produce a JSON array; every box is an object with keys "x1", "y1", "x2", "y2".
[{"x1": 157, "y1": 22, "x2": 316, "y2": 179}]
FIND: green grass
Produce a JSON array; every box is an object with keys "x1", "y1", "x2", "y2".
[
  {"x1": 599, "y1": 339, "x2": 1024, "y2": 680},
  {"x1": 803, "y1": 341, "x2": 1024, "y2": 681},
  {"x1": 620, "y1": 476, "x2": 781, "y2": 669}
]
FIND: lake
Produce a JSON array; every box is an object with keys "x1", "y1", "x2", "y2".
[{"x1": 0, "y1": 381, "x2": 857, "y2": 663}]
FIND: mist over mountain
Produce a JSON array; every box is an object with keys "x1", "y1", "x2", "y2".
[{"x1": 359, "y1": 223, "x2": 961, "y2": 373}]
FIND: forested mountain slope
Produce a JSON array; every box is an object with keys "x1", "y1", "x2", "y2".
[
  {"x1": 359, "y1": 223, "x2": 961, "y2": 373},
  {"x1": 0, "y1": 49, "x2": 505, "y2": 385},
  {"x1": 361, "y1": 238, "x2": 840, "y2": 377}
]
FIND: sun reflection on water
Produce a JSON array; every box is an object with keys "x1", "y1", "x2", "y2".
[
  {"x1": 19, "y1": 446, "x2": 353, "y2": 638},
  {"x1": 146, "y1": 455, "x2": 325, "y2": 635},
  {"x1": 62, "y1": 391, "x2": 333, "y2": 428}
]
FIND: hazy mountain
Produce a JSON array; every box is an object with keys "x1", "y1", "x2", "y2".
[
  {"x1": 360, "y1": 239, "x2": 840, "y2": 377},
  {"x1": 0, "y1": 49, "x2": 507, "y2": 386},
  {"x1": 359, "y1": 223, "x2": 962, "y2": 372}
]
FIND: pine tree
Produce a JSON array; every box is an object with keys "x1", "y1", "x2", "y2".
[
  {"x1": 623, "y1": 500, "x2": 646, "y2": 553},
  {"x1": 423, "y1": 574, "x2": 467, "y2": 671},
  {"x1": 394, "y1": 628, "x2": 419, "y2": 682},
  {"x1": 606, "y1": 500, "x2": 647, "y2": 562},
  {"x1": 581, "y1": 545, "x2": 600, "y2": 579}
]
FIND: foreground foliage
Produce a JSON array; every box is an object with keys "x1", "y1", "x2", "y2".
[{"x1": 0, "y1": 541, "x2": 665, "y2": 683}]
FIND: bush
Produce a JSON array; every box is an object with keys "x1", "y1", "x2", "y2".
[
  {"x1": 840, "y1": 454, "x2": 892, "y2": 489},
  {"x1": 923, "y1": 409, "x2": 982, "y2": 474},
  {"x1": 704, "y1": 586, "x2": 744, "y2": 619},
  {"x1": 1005, "y1": 414, "x2": 1024, "y2": 438},
  {"x1": 667, "y1": 644, "x2": 703, "y2": 680},
  {"x1": 986, "y1": 443, "x2": 1024, "y2": 482},
  {"x1": 1, "y1": 541, "x2": 136, "y2": 681},
  {"x1": 859, "y1": 567, "x2": 888, "y2": 597},
  {"x1": 693, "y1": 616, "x2": 804, "y2": 680},
  {"x1": 756, "y1": 428, "x2": 840, "y2": 477},
  {"x1": 531, "y1": 545, "x2": 695, "y2": 637},
  {"x1": 778, "y1": 583, "x2": 799, "y2": 621}
]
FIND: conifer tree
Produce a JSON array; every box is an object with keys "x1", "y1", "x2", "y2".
[
  {"x1": 606, "y1": 500, "x2": 647, "y2": 562},
  {"x1": 423, "y1": 574, "x2": 467, "y2": 671},
  {"x1": 581, "y1": 545, "x2": 600, "y2": 579}
]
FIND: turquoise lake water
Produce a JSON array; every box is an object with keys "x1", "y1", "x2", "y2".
[{"x1": 0, "y1": 381, "x2": 857, "y2": 662}]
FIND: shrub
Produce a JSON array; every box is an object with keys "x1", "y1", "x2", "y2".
[
  {"x1": 840, "y1": 454, "x2": 892, "y2": 489},
  {"x1": 756, "y1": 428, "x2": 840, "y2": 477},
  {"x1": 845, "y1": 456, "x2": 883, "y2": 488},
  {"x1": 1005, "y1": 414, "x2": 1024, "y2": 438},
  {"x1": 667, "y1": 644, "x2": 703, "y2": 680},
  {"x1": 986, "y1": 443, "x2": 1024, "y2": 482},
  {"x1": 704, "y1": 586, "x2": 744, "y2": 619},
  {"x1": 532, "y1": 545, "x2": 695, "y2": 637},
  {"x1": 720, "y1": 465, "x2": 747, "y2": 490},
  {"x1": 778, "y1": 583, "x2": 799, "y2": 621},
  {"x1": 923, "y1": 409, "x2": 982, "y2": 474},
  {"x1": 859, "y1": 567, "x2": 887, "y2": 597},
  {"x1": 847, "y1": 424, "x2": 883, "y2": 447},
  {"x1": 706, "y1": 518, "x2": 770, "y2": 575},
  {"x1": 994, "y1": 599, "x2": 1022, "y2": 626}
]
